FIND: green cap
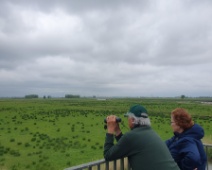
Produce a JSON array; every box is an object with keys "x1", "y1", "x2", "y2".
[{"x1": 125, "y1": 104, "x2": 148, "y2": 118}]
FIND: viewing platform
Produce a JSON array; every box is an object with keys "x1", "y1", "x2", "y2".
[{"x1": 64, "y1": 143, "x2": 212, "y2": 170}]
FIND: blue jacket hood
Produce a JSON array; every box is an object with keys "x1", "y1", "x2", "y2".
[{"x1": 175, "y1": 123, "x2": 204, "y2": 140}]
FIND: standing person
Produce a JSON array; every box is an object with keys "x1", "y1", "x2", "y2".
[
  {"x1": 166, "y1": 108, "x2": 207, "y2": 170},
  {"x1": 104, "y1": 104, "x2": 179, "y2": 170}
]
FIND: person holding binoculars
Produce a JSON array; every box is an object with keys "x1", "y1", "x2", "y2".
[{"x1": 103, "y1": 104, "x2": 179, "y2": 170}]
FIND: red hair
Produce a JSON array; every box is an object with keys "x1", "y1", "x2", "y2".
[{"x1": 171, "y1": 108, "x2": 194, "y2": 130}]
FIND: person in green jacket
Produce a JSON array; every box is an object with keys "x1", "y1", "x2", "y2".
[{"x1": 104, "y1": 104, "x2": 179, "y2": 170}]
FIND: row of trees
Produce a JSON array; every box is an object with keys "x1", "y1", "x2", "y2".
[
  {"x1": 25, "y1": 94, "x2": 200, "y2": 100},
  {"x1": 24, "y1": 94, "x2": 80, "y2": 99}
]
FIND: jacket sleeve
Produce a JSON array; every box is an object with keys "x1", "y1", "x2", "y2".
[
  {"x1": 104, "y1": 133, "x2": 131, "y2": 161},
  {"x1": 165, "y1": 136, "x2": 175, "y2": 147},
  {"x1": 178, "y1": 139, "x2": 201, "y2": 170},
  {"x1": 115, "y1": 132, "x2": 123, "y2": 142}
]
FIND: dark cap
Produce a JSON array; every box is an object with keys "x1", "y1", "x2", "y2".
[{"x1": 125, "y1": 104, "x2": 148, "y2": 118}]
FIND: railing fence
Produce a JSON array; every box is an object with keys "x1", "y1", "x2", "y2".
[{"x1": 64, "y1": 143, "x2": 212, "y2": 170}]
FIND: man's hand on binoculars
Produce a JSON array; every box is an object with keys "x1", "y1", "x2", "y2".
[{"x1": 106, "y1": 115, "x2": 121, "y2": 135}]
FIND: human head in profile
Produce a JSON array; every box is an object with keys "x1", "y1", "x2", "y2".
[
  {"x1": 166, "y1": 108, "x2": 207, "y2": 170},
  {"x1": 104, "y1": 104, "x2": 180, "y2": 170}
]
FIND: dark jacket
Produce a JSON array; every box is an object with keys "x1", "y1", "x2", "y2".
[
  {"x1": 166, "y1": 124, "x2": 207, "y2": 170},
  {"x1": 104, "y1": 126, "x2": 179, "y2": 170}
]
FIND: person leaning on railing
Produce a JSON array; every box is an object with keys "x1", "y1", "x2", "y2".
[
  {"x1": 166, "y1": 108, "x2": 207, "y2": 170},
  {"x1": 104, "y1": 104, "x2": 180, "y2": 170}
]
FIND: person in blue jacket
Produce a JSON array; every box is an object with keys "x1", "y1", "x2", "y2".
[{"x1": 166, "y1": 108, "x2": 207, "y2": 170}]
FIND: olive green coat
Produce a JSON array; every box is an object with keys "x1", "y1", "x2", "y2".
[{"x1": 104, "y1": 126, "x2": 179, "y2": 170}]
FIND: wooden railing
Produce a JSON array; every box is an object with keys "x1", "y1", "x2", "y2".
[{"x1": 64, "y1": 144, "x2": 212, "y2": 170}]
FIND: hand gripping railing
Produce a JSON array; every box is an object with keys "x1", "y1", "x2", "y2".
[{"x1": 64, "y1": 143, "x2": 212, "y2": 170}]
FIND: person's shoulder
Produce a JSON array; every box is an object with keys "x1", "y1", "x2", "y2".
[
  {"x1": 116, "y1": 130, "x2": 134, "y2": 142},
  {"x1": 122, "y1": 129, "x2": 139, "y2": 138},
  {"x1": 177, "y1": 136, "x2": 197, "y2": 147},
  {"x1": 124, "y1": 130, "x2": 133, "y2": 135}
]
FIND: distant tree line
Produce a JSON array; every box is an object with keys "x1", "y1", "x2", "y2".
[
  {"x1": 65, "y1": 94, "x2": 80, "y2": 98},
  {"x1": 25, "y1": 94, "x2": 39, "y2": 99},
  {"x1": 24, "y1": 94, "x2": 81, "y2": 99},
  {"x1": 43, "y1": 95, "x2": 52, "y2": 99}
]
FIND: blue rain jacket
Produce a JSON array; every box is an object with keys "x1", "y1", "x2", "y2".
[{"x1": 166, "y1": 124, "x2": 207, "y2": 170}]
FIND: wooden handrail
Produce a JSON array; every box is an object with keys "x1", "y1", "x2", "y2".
[
  {"x1": 64, "y1": 144, "x2": 212, "y2": 170},
  {"x1": 64, "y1": 158, "x2": 129, "y2": 170}
]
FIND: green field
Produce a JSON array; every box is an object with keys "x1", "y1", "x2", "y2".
[{"x1": 0, "y1": 98, "x2": 212, "y2": 170}]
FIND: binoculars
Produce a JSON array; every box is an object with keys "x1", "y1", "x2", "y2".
[
  {"x1": 104, "y1": 117, "x2": 122, "y2": 129},
  {"x1": 104, "y1": 117, "x2": 121, "y2": 123}
]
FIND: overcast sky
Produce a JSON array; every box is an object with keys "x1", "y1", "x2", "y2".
[{"x1": 0, "y1": 0, "x2": 212, "y2": 98}]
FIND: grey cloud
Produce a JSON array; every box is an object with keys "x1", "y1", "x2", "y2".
[{"x1": 0, "y1": 0, "x2": 212, "y2": 97}]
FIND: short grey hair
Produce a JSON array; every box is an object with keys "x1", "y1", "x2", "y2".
[{"x1": 128, "y1": 113, "x2": 151, "y2": 126}]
